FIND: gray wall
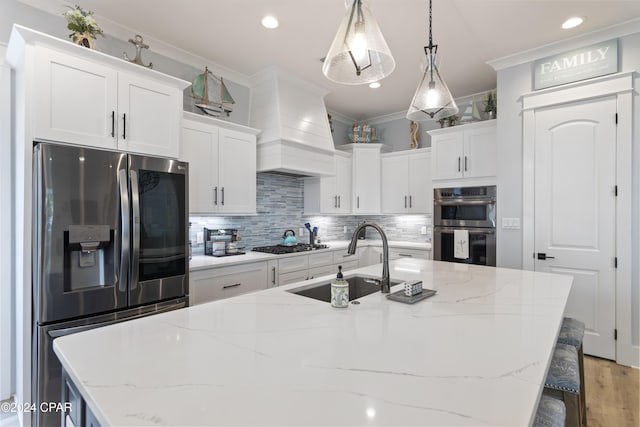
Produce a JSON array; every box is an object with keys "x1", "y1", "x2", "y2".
[
  {"x1": 0, "y1": 0, "x2": 251, "y2": 126},
  {"x1": 190, "y1": 173, "x2": 431, "y2": 255},
  {"x1": 496, "y1": 32, "x2": 640, "y2": 349}
]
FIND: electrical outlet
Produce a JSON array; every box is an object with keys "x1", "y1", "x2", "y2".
[
  {"x1": 420, "y1": 226, "x2": 427, "y2": 235},
  {"x1": 196, "y1": 231, "x2": 204, "y2": 244},
  {"x1": 343, "y1": 226, "x2": 348, "y2": 233},
  {"x1": 299, "y1": 228, "x2": 305, "y2": 236}
]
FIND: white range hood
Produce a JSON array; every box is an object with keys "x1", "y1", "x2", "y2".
[{"x1": 248, "y1": 67, "x2": 335, "y2": 176}]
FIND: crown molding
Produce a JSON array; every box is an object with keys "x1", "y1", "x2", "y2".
[
  {"x1": 366, "y1": 110, "x2": 409, "y2": 125},
  {"x1": 327, "y1": 109, "x2": 357, "y2": 124},
  {"x1": 487, "y1": 18, "x2": 640, "y2": 71},
  {"x1": 17, "y1": 0, "x2": 252, "y2": 86}
]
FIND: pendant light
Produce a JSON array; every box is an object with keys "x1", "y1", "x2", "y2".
[
  {"x1": 406, "y1": 0, "x2": 458, "y2": 121},
  {"x1": 322, "y1": 0, "x2": 395, "y2": 85}
]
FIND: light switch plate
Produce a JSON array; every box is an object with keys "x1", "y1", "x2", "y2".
[
  {"x1": 196, "y1": 231, "x2": 204, "y2": 244},
  {"x1": 502, "y1": 218, "x2": 521, "y2": 230},
  {"x1": 420, "y1": 226, "x2": 427, "y2": 235}
]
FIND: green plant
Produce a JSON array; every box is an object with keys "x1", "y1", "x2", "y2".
[
  {"x1": 63, "y1": 5, "x2": 104, "y2": 39},
  {"x1": 484, "y1": 90, "x2": 497, "y2": 114}
]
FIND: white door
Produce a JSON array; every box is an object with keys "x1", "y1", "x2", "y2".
[
  {"x1": 534, "y1": 96, "x2": 617, "y2": 360},
  {"x1": 408, "y1": 152, "x2": 431, "y2": 213},
  {"x1": 118, "y1": 72, "x2": 181, "y2": 158},
  {"x1": 432, "y1": 132, "x2": 463, "y2": 180},
  {"x1": 181, "y1": 120, "x2": 219, "y2": 213},
  {"x1": 35, "y1": 47, "x2": 118, "y2": 149},
  {"x1": 463, "y1": 125, "x2": 496, "y2": 179},
  {"x1": 381, "y1": 155, "x2": 409, "y2": 213},
  {"x1": 218, "y1": 128, "x2": 256, "y2": 214},
  {"x1": 335, "y1": 154, "x2": 352, "y2": 213}
]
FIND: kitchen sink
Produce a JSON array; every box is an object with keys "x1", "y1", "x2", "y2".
[{"x1": 288, "y1": 275, "x2": 402, "y2": 303}]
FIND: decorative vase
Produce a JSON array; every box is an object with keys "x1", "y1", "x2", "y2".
[{"x1": 72, "y1": 32, "x2": 95, "y2": 49}]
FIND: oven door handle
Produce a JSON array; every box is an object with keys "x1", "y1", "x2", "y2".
[
  {"x1": 434, "y1": 227, "x2": 495, "y2": 234},
  {"x1": 434, "y1": 199, "x2": 496, "y2": 206}
]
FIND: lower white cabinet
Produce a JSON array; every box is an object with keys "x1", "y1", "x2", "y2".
[
  {"x1": 389, "y1": 248, "x2": 429, "y2": 260},
  {"x1": 276, "y1": 249, "x2": 358, "y2": 286},
  {"x1": 190, "y1": 261, "x2": 268, "y2": 305}
]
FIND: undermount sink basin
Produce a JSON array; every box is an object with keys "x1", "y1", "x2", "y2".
[{"x1": 288, "y1": 275, "x2": 402, "y2": 303}]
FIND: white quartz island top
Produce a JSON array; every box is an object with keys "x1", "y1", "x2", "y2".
[{"x1": 54, "y1": 259, "x2": 572, "y2": 426}]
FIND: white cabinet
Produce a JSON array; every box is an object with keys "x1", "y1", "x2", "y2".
[
  {"x1": 182, "y1": 113, "x2": 259, "y2": 214},
  {"x1": 275, "y1": 250, "x2": 356, "y2": 286},
  {"x1": 304, "y1": 152, "x2": 352, "y2": 214},
  {"x1": 358, "y1": 246, "x2": 384, "y2": 267},
  {"x1": 429, "y1": 121, "x2": 496, "y2": 182},
  {"x1": 189, "y1": 261, "x2": 269, "y2": 305},
  {"x1": 332, "y1": 250, "x2": 359, "y2": 272},
  {"x1": 34, "y1": 46, "x2": 185, "y2": 158},
  {"x1": 348, "y1": 144, "x2": 382, "y2": 214},
  {"x1": 381, "y1": 149, "x2": 432, "y2": 214},
  {"x1": 389, "y1": 248, "x2": 429, "y2": 261}
]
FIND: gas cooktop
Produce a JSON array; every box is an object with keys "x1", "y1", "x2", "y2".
[{"x1": 252, "y1": 243, "x2": 329, "y2": 255}]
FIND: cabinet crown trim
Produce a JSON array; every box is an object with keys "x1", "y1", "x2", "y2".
[
  {"x1": 7, "y1": 24, "x2": 190, "y2": 90},
  {"x1": 427, "y1": 120, "x2": 496, "y2": 136},
  {"x1": 183, "y1": 111, "x2": 261, "y2": 135}
]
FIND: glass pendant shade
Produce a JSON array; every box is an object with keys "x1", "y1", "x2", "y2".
[
  {"x1": 322, "y1": 0, "x2": 395, "y2": 85},
  {"x1": 406, "y1": 50, "x2": 458, "y2": 121}
]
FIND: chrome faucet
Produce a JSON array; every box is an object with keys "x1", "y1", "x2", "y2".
[{"x1": 347, "y1": 221, "x2": 390, "y2": 293}]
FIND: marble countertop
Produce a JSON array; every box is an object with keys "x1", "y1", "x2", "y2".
[
  {"x1": 54, "y1": 259, "x2": 572, "y2": 426},
  {"x1": 189, "y1": 240, "x2": 432, "y2": 271}
]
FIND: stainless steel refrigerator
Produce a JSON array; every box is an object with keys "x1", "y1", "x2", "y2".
[{"x1": 32, "y1": 142, "x2": 189, "y2": 427}]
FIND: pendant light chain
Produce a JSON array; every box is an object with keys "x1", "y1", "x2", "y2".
[{"x1": 428, "y1": 0, "x2": 433, "y2": 48}]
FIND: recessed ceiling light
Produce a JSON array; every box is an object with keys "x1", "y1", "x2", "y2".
[
  {"x1": 261, "y1": 15, "x2": 279, "y2": 29},
  {"x1": 562, "y1": 17, "x2": 584, "y2": 29},
  {"x1": 369, "y1": 82, "x2": 381, "y2": 89}
]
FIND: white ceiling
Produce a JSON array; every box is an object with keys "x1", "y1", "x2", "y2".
[{"x1": 32, "y1": 0, "x2": 640, "y2": 119}]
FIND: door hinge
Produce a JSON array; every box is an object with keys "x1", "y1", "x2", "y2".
[
  {"x1": 614, "y1": 257, "x2": 618, "y2": 268},
  {"x1": 615, "y1": 113, "x2": 618, "y2": 124},
  {"x1": 614, "y1": 329, "x2": 618, "y2": 340}
]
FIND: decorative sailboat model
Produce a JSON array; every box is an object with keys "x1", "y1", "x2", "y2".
[{"x1": 191, "y1": 66, "x2": 235, "y2": 117}]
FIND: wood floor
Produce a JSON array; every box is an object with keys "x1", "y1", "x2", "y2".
[{"x1": 584, "y1": 356, "x2": 639, "y2": 427}]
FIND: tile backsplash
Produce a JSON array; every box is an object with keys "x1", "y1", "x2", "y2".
[{"x1": 190, "y1": 173, "x2": 431, "y2": 255}]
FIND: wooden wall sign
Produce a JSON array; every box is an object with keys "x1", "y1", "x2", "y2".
[{"x1": 533, "y1": 39, "x2": 618, "y2": 90}]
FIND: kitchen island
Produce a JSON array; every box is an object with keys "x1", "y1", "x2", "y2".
[{"x1": 54, "y1": 259, "x2": 572, "y2": 426}]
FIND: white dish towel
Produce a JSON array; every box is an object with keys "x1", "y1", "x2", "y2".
[{"x1": 454, "y1": 229, "x2": 469, "y2": 260}]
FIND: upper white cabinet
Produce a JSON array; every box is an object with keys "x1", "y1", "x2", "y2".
[
  {"x1": 429, "y1": 121, "x2": 496, "y2": 183},
  {"x1": 304, "y1": 151, "x2": 352, "y2": 214},
  {"x1": 339, "y1": 144, "x2": 382, "y2": 214},
  {"x1": 181, "y1": 112, "x2": 259, "y2": 215},
  {"x1": 31, "y1": 43, "x2": 186, "y2": 158},
  {"x1": 381, "y1": 149, "x2": 432, "y2": 214}
]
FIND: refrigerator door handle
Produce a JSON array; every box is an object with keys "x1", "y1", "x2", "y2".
[
  {"x1": 130, "y1": 169, "x2": 140, "y2": 290},
  {"x1": 118, "y1": 169, "x2": 130, "y2": 293},
  {"x1": 46, "y1": 301, "x2": 188, "y2": 338}
]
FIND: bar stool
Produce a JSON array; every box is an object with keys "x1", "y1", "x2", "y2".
[
  {"x1": 557, "y1": 317, "x2": 586, "y2": 425},
  {"x1": 544, "y1": 342, "x2": 582, "y2": 427},
  {"x1": 533, "y1": 395, "x2": 566, "y2": 427}
]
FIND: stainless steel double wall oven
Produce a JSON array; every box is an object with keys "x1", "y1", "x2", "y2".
[
  {"x1": 433, "y1": 186, "x2": 497, "y2": 266},
  {"x1": 32, "y1": 142, "x2": 189, "y2": 426}
]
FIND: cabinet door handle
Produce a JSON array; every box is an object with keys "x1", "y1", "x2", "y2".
[
  {"x1": 122, "y1": 113, "x2": 126, "y2": 139},
  {"x1": 458, "y1": 157, "x2": 461, "y2": 172},
  {"x1": 409, "y1": 195, "x2": 413, "y2": 208},
  {"x1": 379, "y1": 253, "x2": 383, "y2": 263},
  {"x1": 334, "y1": 195, "x2": 337, "y2": 208},
  {"x1": 221, "y1": 187, "x2": 225, "y2": 205},
  {"x1": 465, "y1": 156, "x2": 468, "y2": 172},
  {"x1": 404, "y1": 196, "x2": 407, "y2": 208},
  {"x1": 357, "y1": 196, "x2": 360, "y2": 209},
  {"x1": 223, "y1": 283, "x2": 241, "y2": 289},
  {"x1": 111, "y1": 111, "x2": 115, "y2": 137},
  {"x1": 398, "y1": 253, "x2": 413, "y2": 258},
  {"x1": 271, "y1": 267, "x2": 276, "y2": 286},
  {"x1": 338, "y1": 195, "x2": 341, "y2": 208},
  {"x1": 214, "y1": 187, "x2": 218, "y2": 205}
]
